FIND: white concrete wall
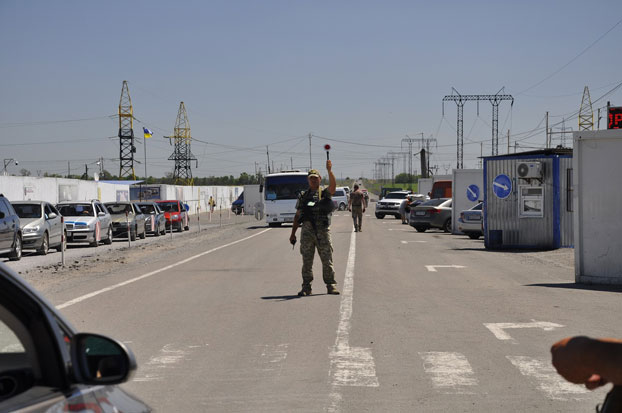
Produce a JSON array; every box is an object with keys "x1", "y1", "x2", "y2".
[
  {"x1": 418, "y1": 178, "x2": 433, "y2": 196},
  {"x1": 451, "y1": 169, "x2": 484, "y2": 234},
  {"x1": 0, "y1": 176, "x2": 242, "y2": 216},
  {"x1": 574, "y1": 130, "x2": 622, "y2": 284}
]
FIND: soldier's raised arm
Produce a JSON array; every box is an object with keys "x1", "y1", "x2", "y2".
[{"x1": 326, "y1": 160, "x2": 336, "y2": 195}]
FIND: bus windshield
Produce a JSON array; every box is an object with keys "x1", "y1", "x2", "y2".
[{"x1": 265, "y1": 175, "x2": 308, "y2": 200}]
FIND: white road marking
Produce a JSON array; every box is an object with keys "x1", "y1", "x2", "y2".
[
  {"x1": 484, "y1": 320, "x2": 564, "y2": 342},
  {"x1": 328, "y1": 228, "x2": 379, "y2": 411},
  {"x1": 134, "y1": 344, "x2": 190, "y2": 382},
  {"x1": 425, "y1": 265, "x2": 466, "y2": 272},
  {"x1": 507, "y1": 356, "x2": 589, "y2": 400},
  {"x1": 57, "y1": 229, "x2": 271, "y2": 309},
  {"x1": 420, "y1": 352, "x2": 478, "y2": 393},
  {"x1": 401, "y1": 240, "x2": 427, "y2": 244},
  {"x1": 387, "y1": 228, "x2": 410, "y2": 231}
]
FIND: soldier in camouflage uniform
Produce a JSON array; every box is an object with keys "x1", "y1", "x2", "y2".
[{"x1": 289, "y1": 160, "x2": 340, "y2": 296}]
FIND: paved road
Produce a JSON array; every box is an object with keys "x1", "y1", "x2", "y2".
[{"x1": 7, "y1": 205, "x2": 621, "y2": 412}]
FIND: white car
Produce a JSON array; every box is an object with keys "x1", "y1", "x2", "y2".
[
  {"x1": 56, "y1": 200, "x2": 113, "y2": 247},
  {"x1": 458, "y1": 202, "x2": 483, "y2": 239},
  {"x1": 375, "y1": 191, "x2": 410, "y2": 219},
  {"x1": 332, "y1": 188, "x2": 349, "y2": 211}
]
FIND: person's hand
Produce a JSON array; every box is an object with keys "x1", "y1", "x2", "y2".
[
  {"x1": 289, "y1": 233, "x2": 297, "y2": 245},
  {"x1": 551, "y1": 336, "x2": 606, "y2": 389},
  {"x1": 326, "y1": 159, "x2": 332, "y2": 172},
  {"x1": 363, "y1": 208, "x2": 366, "y2": 213}
]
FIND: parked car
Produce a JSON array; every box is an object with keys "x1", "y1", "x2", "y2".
[
  {"x1": 156, "y1": 200, "x2": 189, "y2": 232},
  {"x1": 409, "y1": 198, "x2": 452, "y2": 232},
  {"x1": 458, "y1": 202, "x2": 483, "y2": 239},
  {"x1": 332, "y1": 188, "x2": 349, "y2": 211},
  {"x1": 105, "y1": 202, "x2": 146, "y2": 241},
  {"x1": 136, "y1": 201, "x2": 166, "y2": 236},
  {"x1": 0, "y1": 262, "x2": 151, "y2": 412},
  {"x1": 231, "y1": 192, "x2": 244, "y2": 215},
  {"x1": 361, "y1": 189, "x2": 369, "y2": 204},
  {"x1": 56, "y1": 200, "x2": 113, "y2": 247},
  {"x1": 375, "y1": 191, "x2": 411, "y2": 219},
  {"x1": 12, "y1": 201, "x2": 64, "y2": 255},
  {"x1": 0, "y1": 194, "x2": 22, "y2": 261}
]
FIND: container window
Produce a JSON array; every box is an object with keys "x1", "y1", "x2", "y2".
[
  {"x1": 519, "y1": 185, "x2": 544, "y2": 218},
  {"x1": 566, "y1": 168, "x2": 572, "y2": 212}
]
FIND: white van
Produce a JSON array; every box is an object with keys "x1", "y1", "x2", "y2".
[{"x1": 332, "y1": 188, "x2": 349, "y2": 211}]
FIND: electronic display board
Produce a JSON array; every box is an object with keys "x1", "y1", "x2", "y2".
[{"x1": 608, "y1": 106, "x2": 622, "y2": 129}]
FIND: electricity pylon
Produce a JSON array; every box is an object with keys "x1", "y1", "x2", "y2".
[
  {"x1": 118, "y1": 81, "x2": 136, "y2": 179},
  {"x1": 578, "y1": 86, "x2": 594, "y2": 131},
  {"x1": 168, "y1": 102, "x2": 197, "y2": 185}
]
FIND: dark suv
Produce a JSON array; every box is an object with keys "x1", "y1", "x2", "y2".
[{"x1": 0, "y1": 194, "x2": 22, "y2": 261}]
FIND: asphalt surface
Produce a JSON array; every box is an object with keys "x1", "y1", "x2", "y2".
[{"x1": 5, "y1": 204, "x2": 621, "y2": 412}]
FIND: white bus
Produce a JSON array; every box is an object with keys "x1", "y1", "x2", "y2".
[{"x1": 263, "y1": 171, "x2": 308, "y2": 227}]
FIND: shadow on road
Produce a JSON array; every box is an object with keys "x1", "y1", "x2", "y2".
[
  {"x1": 261, "y1": 294, "x2": 303, "y2": 301},
  {"x1": 526, "y1": 283, "x2": 622, "y2": 293}
]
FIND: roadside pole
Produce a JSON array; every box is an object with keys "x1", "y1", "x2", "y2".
[
  {"x1": 219, "y1": 203, "x2": 222, "y2": 228},
  {"x1": 60, "y1": 216, "x2": 65, "y2": 267},
  {"x1": 126, "y1": 211, "x2": 131, "y2": 248},
  {"x1": 197, "y1": 205, "x2": 201, "y2": 233}
]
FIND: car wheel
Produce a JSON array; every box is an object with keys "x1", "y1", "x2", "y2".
[
  {"x1": 38, "y1": 232, "x2": 49, "y2": 255},
  {"x1": 468, "y1": 233, "x2": 481, "y2": 240},
  {"x1": 89, "y1": 236, "x2": 99, "y2": 248},
  {"x1": 8, "y1": 234, "x2": 22, "y2": 261},
  {"x1": 338, "y1": 203, "x2": 346, "y2": 211},
  {"x1": 103, "y1": 227, "x2": 113, "y2": 245},
  {"x1": 375, "y1": 214, "x2": 385, "y2": 219},
  {"x1": 443, "y1": 219, "x2": 452, "y2": 233},
  {"x1": 176, "y1": 222, "x2": 183, "y2": 232},
  {"x1": 415, "y1": 226, "x2": 427, "y2": 233},
  {"x1": 184, "y1": 224, "x2": 190, "y2": 231},
  {"x1": 55, "y1": 231, "x2": 67, "y2": 252},
  {"x1": 130, "y1": 227, "x2": 137, "y2": 241}
]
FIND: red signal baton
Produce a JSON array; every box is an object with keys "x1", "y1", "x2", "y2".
[{"x1": 324, "y1": 144, "x2": 331, "y2": 160}]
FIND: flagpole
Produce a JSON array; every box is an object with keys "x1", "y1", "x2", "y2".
[{"x1": 144, "y1": 135, "x2": 147, "y2": 179}]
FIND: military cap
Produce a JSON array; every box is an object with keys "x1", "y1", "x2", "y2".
[{"x1": 308, "y1": 169, "x2": 321, "y2": 178}]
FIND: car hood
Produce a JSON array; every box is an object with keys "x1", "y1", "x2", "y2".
[
  {"x1": 378, "y1": 199, "x2": 403, "y2": 204},
  {"x1": 64, "y1": 216, "x2": 97, "y2": 224},
  {"x1": 111, "y1": 215, "x2": 136, "y2": 223},
  {"x1": 20, "y1": 217, "x2": 44, "y2": 228}
]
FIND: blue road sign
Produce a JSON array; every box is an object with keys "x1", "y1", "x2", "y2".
[
  {"x1": 493, "y1": 174, "x2": 512, "y2": 199},
  {"x1": 466, "y1": 184, "x2": 480, "y2": 202}
]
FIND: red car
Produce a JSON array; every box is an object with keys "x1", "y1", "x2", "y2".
[{"x1": 155, "y1": 200, "x2": 190, "y2": 232}]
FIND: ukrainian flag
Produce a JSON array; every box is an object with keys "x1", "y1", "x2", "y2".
[{"x1": 143, "y1": 127, "x2": 153, "y2": 139}]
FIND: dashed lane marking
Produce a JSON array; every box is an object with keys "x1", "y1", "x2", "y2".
[
  {"x1": 420, "y1": 352, "x2": 478, "y2": 394},
  {"x1": 425, "y1": 265, "x2": 466, "y2": 272},
  {"x1": 57, "y1": 229, "x2": 271, "y2": 309}
]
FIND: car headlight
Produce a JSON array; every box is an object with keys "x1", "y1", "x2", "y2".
[
  {"x1": 23, "y1": 225, "x2": 40, "y2": 233},
  {"x1": 172, "y1": 214, "x2": 179, "y2": 219}
]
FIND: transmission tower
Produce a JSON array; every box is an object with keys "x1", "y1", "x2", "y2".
[
  {"x1": 118, "y1": 81, "x2": 136, "y2": 179},
  {"x1": 443, "y1": 87, "x2": 514, "y2": 166},
  {"x1": 578, "y1": 86, "x2": 594, "y2": 131},
  {"x1": 167, "y1": 102, "x2": 197, "y2": 185}
]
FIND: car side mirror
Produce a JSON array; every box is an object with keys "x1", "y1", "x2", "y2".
[
  {"x1": 71, "y1": 333, "x2": 136, "y2": 385},
  {"x1": 98, "y1": 212, "x2": 106, "y2": 217},
  {"x1": 48, "y1": 212, "x2": 57, "y2": 219}
]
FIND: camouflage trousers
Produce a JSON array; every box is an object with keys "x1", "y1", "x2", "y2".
[
  {"x1": 351, "y1": 205, "x2": 363, "y2": 230},
  {"x1": 300, "y1": 221, "x2": 336, "y2": 288}
]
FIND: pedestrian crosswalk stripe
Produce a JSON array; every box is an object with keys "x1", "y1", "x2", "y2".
[
  {"x1": 507, "y1": 356, "x2": 589, "y2": 400},
  {"x1": 419, "y1": 352, "x2": 478, "y2": 393}
]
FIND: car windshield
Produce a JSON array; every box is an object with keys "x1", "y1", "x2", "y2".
[
  {"x1": 419, "y1": 199, "x2": 446, "y2": 207},
  {"x1": 158, "y1": 202, "x2": 179, "y2": 212},
  {"x1": 139, "y1": 204, "x2": 157, "y2": 214},
  {"x1": 13, "y1": 204, "x2": 42, "y2": 219},
  {"x1": 58, "y1": 204, "x2": 93, "y2": 216},
  {"x1": 385, "y1": 193, "x2": 407, "y2": 199},
  {"x1": 105, "y1": 203, "x2": 133, "y2": 214},
  {"x1": 265, "y1": 175, "x2": 307, "y2": 201},
  {"x1": 334, "y1": 190, "x2": 345, "y2": 197}
]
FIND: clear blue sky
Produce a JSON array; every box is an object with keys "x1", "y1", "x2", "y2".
[{"x1": 1, "y1": 0, "x2": 621, "y2": 179}]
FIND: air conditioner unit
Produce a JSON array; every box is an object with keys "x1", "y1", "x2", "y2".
[{"x1": 517, "y1": 161, "x2": 542, "y2": 179}]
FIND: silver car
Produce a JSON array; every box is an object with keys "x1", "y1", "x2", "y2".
[
  {"x1": 11, "y1": 201, "x2": 64, "y2": 255},
  {"x1": 458, "y1": 202, "x2": 483, "y2": 239},
  {"x1": 136, "y1": 202, "x2": 166, "y2": 236},
  {"x1": 375, "y1": 191, "x2": 410, "y2": 219},
  {"x1": 105, "y1": 202, "x2": 147, "y2": 241},
  {"x1": 57, "y1": 200, "x2": 113, "y2": 247}
]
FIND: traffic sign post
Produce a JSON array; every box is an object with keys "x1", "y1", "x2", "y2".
[{"x1": 466, "y1": 184, "x2": 480, "y2": 202}]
